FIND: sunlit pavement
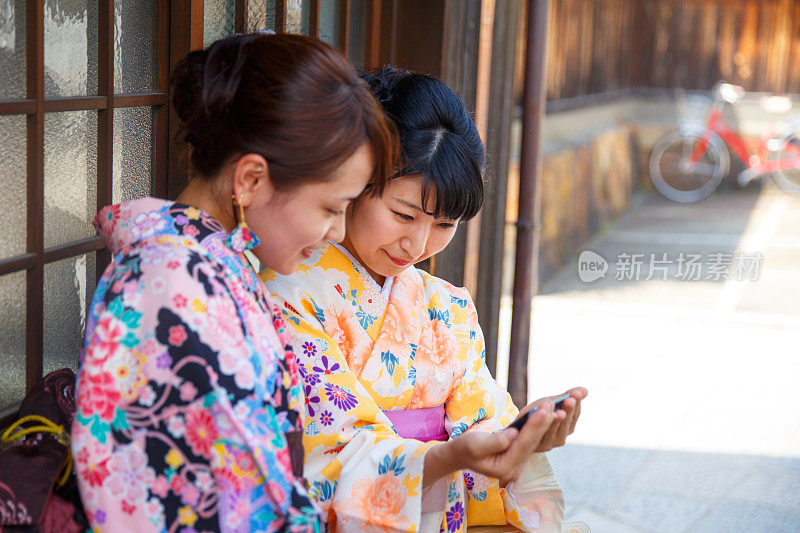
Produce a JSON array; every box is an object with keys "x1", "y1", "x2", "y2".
[{"x1": 521, "y1": 186, "x2": 800, "y2": 532}]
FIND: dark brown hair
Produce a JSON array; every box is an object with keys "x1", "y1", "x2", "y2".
[{"x1": 171, "y1": 33, "x2": 397, "y2": 192}]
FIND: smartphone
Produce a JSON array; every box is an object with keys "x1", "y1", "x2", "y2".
[{"x1": 507, "y1": 393, "x2": 571, "y2": 431}]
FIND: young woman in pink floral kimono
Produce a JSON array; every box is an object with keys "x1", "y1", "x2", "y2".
[
  {"x1": 263, "y1": 67, "x2": 588, "y2": 532},
  {"x1": 71, "y1": 35, "x2": 398, "y2": 532}
]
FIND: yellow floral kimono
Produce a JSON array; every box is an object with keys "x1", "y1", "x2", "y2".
[{"x1": 261, "y1": 244, "x2": 564, "y2": 532}]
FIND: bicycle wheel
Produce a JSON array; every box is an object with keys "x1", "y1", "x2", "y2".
[
  {"x1": 770, "y1": 128, "x2": 800, "y2": 195},
  {"x1": 649, "y1": 127, "x2": 730, "y2": 203}
]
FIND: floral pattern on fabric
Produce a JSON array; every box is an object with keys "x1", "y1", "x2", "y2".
[
  {"x1": 262, "y1": 244, "x2": 565, "y2": 532},
  {"x1": 72, "y1": 197, "x2": 321, "y2": 532}
]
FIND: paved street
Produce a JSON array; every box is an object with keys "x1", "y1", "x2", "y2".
[{"x1": 509, "y1": 186, "x2": 800, "y2": 532}]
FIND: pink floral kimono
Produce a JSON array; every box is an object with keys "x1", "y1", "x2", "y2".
[
  {"x1": 262, "y1": 244, "x2": 564, "y2": 532},
  {"x1": 71, "y1": 198, "x2": 320, "y2": 532}
]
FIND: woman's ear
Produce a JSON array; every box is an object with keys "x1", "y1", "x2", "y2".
[{"x1": 232, "y1": 153, "x2": 272, "y2": 206}]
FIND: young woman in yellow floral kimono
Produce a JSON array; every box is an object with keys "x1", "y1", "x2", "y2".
[{"x1": 262, "y1": 67, "x2": 587, "y2": 533}]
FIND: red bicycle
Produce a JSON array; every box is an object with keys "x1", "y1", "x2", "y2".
[{"x1": 649, "y1": 82, "x2": 800, "y2": 202}]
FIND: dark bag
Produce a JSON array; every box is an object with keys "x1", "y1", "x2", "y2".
[{"x1": 0, "y1": 369, "x2": 88, "y2": 532}]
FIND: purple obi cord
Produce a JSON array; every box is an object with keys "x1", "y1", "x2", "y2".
[{"x1": 382, "y1": 405, "x2": 448, "y2": 442}]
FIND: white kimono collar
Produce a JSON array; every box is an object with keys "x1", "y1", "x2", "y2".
[{"x1": 329, "y1": 241, "x2": 394, "y2": 301}]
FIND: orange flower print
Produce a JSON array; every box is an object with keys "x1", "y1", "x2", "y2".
[
  {"x1": 414, "y1": 319, "x2": 460, "y2": 368},
  {"x1": 381, "y1": 301, "x2": 420, "y2": 356},
  {"x1": 323, "y1": 306, "x2": 372, "y2": 374},
  {"x1": 348, "y1": 473, "x2": 408, "y2": 529},
  {"x1": 407, "y1": 372, "x2": 449, "y2": 409},
  {"x1": 431, "y1": 319, "x2": 459, "y2": 366},
  {"x1": 393, "y1": 271, "x2": 425, "y2": 309},
  {"x1": 415, "y1": 322, "x2": 437, "y2": 366}
]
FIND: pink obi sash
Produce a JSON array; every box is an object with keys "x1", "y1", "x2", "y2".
[{"x1": 382, "y1": 405, "x2": 448, "y2": 442}]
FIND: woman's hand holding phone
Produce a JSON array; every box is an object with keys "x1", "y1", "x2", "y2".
[
  {"x1": 422, "y1": 403, "x2": 557, "y2": 487},
  {"x1": 509, "y1": 387, "x2": 588, "y2": 453},
  {"x1": 422, "y1": 387, "x2": 588, "y2": 488}
]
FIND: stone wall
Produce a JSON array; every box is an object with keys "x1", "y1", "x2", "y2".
[{"x1": 538, "y1": 126, "x2": 641, "y2": 283}]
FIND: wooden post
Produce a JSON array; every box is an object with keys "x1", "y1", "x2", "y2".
[
  {"x1": 338, "y1": 0, "x2": 351, "y2": 54},
  {"x1": 168, "y1": 0, "x2": 204, "y2": 199},
  {"x1": 435, "y1": 0, "x2": 480, "y2": 285},
  {"x1": 309, "y1": 0, "x2": 320, "y2": 37},
  {"x1": 25, "y1": 0, "x2": 44, "y2": 391},
  {"x1": 462, "y1": 0, "x2": 495, "y2": 298},
  {"x1": 275, "y1": 0, "x2": 286, "y2": 34},
  {"x1": 508, "y1": 0, "x2": 549, "y2": 407},
  {"x1": 476, "y1": 0, "x2": 524, "y2": 377},
  {"x1": 235, "y1": 0, "x2": 248, "y2": 33},
  {"x1": 365, "y1": 0, "x2": 382, "y2": 67}
]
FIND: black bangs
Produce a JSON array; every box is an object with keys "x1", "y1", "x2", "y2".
[
  {"x1": 359, "y1": 67, "x2": 486, "y2": 221},
  {"x1": 411, "y1": 129, "x2": 484, "y2": 221}
]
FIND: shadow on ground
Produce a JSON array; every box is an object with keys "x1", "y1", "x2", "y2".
[{"x1": 550, "y1": 444, "x2": 800, "y2": 533}]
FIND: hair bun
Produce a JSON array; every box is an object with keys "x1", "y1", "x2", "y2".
[
  {"x1": 171, "y1": 48, "x2": 207, "y2": 146},
  {"x1": 201, "y1": 34, "x2": 262, "y2": 120},
  {"x1": 171, "y1": 34, "x2": 262, "y2": 151},
  {"x1": 358, "y1": 66, "x2": 410, "y2": 106}
]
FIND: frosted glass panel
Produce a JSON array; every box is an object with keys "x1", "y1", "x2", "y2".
[
  {"x1": 347, "y1": 0, "x2": 366, "y2": 67},
  {"x1": 44, "y1": 110, "x2": 98, "y2": 248},
  {"x1": 0, "y1": 115, "x2": 27, "y2": 259},
  {"x1": 44, "y1": 0, "x2": 98, "y2": 97},
  {"x1": 114, "y1": 0, "x2": 156, "y2": 94},
  {"x1": 319, "y1": 0, "x2": 339, "y2": 47},
  {"x1": 247, "y1": 0, "x2": 309, "y2": 35},
  {"x1": 204, "y1": 0, "x2": 235, "y2": 48},
  {"x1": 286, "y1": 0, "x2": 308, "y2": 34},
  {"x1": 0, "y1": 271, "x2": 26, "y2": 412},
  {"x1": 247, "y1": 0, "x2": 272, "y2": 33},
  {"x1": 44, "y1": 252, "x2": 96, "y2": 376},
  {"x1": 113, "y1": 106, "x2": 153, "y2": 203},
  {"x1": 0, "y1": 0, "x2": 26, "y2": 99}
]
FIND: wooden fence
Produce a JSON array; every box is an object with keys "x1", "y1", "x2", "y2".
[{"x1": 546, "y1": 0, "x2": 800, "y2": 102}]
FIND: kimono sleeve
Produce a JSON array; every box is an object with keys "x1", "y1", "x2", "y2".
[
  {"x1": 72, "y1": 252, "x2": 317, "y2": 532},
  {"x1": 444, "y1": 292, "x2": 565, "y2": 532},
  {"x1": 280, "y1": 299, "x2": 440, "y2": 532}
]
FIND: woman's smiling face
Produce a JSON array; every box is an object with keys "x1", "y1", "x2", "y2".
[{"x1": 342, "y1": 175, "x2": 459, "y2": 285}]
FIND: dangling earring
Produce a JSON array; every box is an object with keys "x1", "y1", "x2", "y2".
[{"x1": 225, "y1": 194, "x2": 261, "y2": 252}]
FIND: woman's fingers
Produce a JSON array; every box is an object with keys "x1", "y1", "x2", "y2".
[
  {"x1": 565, "y1": 387, "x2": 586, "y2": 434},
  {"x1": 532, "y1": 407, "x2": 569, "y2": 452},
  {"x1": 570, "y1": 398, "x2": 582, "y2": 433},
  {"x1": 555, "y1": 397, "x2": 577, "y2": 443},
  {"x1": 515, "y1": 403, "x2": 557, "y2": 451},
  {"x1": 459, "y1": 428, "x2": 516, "y2": 462}
]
